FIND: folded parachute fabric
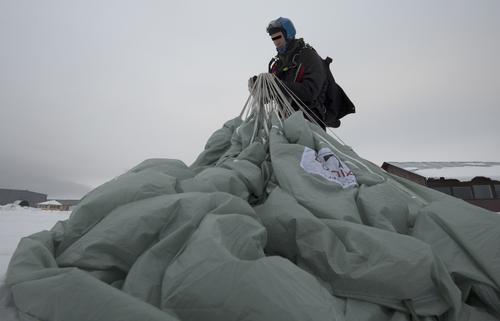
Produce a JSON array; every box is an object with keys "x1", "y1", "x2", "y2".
[{"x1": 5, "y1": 74, "x2": 500, "y2": 321}]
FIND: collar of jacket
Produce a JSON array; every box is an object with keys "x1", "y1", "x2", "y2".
[{"x1": 277, "y1": 38, "x2": 306, "y2": 63}]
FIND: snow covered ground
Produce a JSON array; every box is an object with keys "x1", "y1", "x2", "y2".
[
  {"x1": 0, "y1": 205, "x2": 70, "y2": 276},
  {"x1": 0, "y1": 205, "x2": 70, "y2": 321}
]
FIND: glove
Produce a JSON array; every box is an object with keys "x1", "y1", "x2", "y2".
[{"x1": 247, "y1": 75, "x2": 257, "y2": 92}]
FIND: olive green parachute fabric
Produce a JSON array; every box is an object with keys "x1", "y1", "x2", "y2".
[{"x1": 4, "y1": 111, "x2": 500, "y2": 321}]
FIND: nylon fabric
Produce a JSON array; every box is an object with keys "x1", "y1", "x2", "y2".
[{"x1": 4, "y1": 74, "x2": 500, "y2": 321}]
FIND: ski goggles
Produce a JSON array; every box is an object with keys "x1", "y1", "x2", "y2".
[{"x1": 266, "y1": 19, "x2": 282, "y2": 34}]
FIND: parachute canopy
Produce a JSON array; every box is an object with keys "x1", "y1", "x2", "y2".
[{"x1": 4, "y1": 74, "x2": 500, "y2": 321}]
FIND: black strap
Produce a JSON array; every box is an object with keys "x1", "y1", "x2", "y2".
[{"x1": 268, "y1": 56, "x2": 278, "y2": 73}]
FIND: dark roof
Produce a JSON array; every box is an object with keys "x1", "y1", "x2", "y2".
[
  {"x1": 56, "y1": 199, "x2": 81, "y2": 206},
  {"x1": 0, "y1": 188, "x2": 47, "y2": 197}
]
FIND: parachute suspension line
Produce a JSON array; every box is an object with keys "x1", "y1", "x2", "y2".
[
  {"x1": 241, "y1": 73, "x2": 348, "y2": 146},
  {"x1": 241, "y1": 74, "x2": 427, "y2": 206},
  {"x1": 274, "y1": 79, "x2": 348, "y2": 146}
]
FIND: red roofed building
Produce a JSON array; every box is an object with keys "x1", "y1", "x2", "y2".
[{"x1": 382, "y1": 162, "x2": 500, "y2": 212}]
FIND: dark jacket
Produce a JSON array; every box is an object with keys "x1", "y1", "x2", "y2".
[{"x1": 269, "y1": 38, "x2": 327, "y2": 126}]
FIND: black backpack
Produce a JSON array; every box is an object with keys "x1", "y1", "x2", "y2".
[{"x1": 322, "y1": 57, "x2": 356, "y2": 128}]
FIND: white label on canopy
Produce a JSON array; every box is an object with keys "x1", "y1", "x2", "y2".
[{"x1": 300, "y1": 147, "x2": 358, "y2": 188}]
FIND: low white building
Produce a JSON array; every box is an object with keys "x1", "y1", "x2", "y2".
[{"x1": 37, "y1": 200, "x2": 66, "y2": 211}]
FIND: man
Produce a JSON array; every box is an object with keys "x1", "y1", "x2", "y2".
[{"x1": 265, "y1": 17, "x2": 328, "y2": 129}]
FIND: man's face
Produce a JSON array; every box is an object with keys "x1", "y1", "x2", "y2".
[{"x1": 270, "y1": 31, "x2": 286, "y2": 50}]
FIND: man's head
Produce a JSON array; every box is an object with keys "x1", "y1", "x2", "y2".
[{"x1": 266, "y1": 17, "x2": 296, "y2": 51}]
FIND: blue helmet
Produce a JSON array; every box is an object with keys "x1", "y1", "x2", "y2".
[{"x1": 266, "y1": 17, "x2": 296, "y2": 40}]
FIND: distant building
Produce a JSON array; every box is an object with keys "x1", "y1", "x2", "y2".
[
  {"x1": 37, "y1": 199, "x2": 80, "y2": 211},
  {"x1": 0, "y1": 188, "x2": 47, "y2": 207},
  {"x1": 56, "y1": 199, "x2": 80, "y2": 211},
  {"x1": 38, "y1": 200, "x2": 65, "y2": 211},
  {"x1": 382, "y1": 162, "x2": 500, "y2": 212}
]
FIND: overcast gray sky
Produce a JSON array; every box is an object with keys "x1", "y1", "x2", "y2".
[{"x1": 1, "y1": 0, "x2": 499, "y2": 199}]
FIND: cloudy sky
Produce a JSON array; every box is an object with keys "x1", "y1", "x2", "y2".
[{"x1": 1, "y1": 0, "x2": 499, "y2": 199}]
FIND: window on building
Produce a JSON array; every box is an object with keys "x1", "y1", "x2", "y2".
[
  {"x1": 452, "y1": 186, "x2": 473, "y2": 199},
  {"x1": 432, "y1": 186, "x2": 452, "y2": 195},
  {"x1": 472, "y1": 185, "x2": 493, "y2": 199},
  {"x1": 495, "y1": 184, "x2": 500, "y2": 199}
]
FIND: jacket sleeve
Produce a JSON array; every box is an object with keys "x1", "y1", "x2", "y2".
[{"x1": 283, "y1": 49, "x2": 326, "y2": 105}]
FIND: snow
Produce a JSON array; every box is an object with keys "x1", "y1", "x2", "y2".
[
  {"x1": 0, "y1": 205, "x2": 70, "y2": 320},
  {"x1": 414, "y1": 165, "x2": 500, "y2": 182},
  {"x1": 38, "y1": 200, "x2": 63, "y2": 206},
  {"x1": 389, "y1": 162, "x2": 500, "y2": 182},
  {"x1": 401, "y1": 167, "x2": 420, "y2": 171},
  {"x1": 0, "y1": 205, "x2": 70, "y2": 275}
]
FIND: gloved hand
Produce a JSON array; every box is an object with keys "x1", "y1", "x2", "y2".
[{"x1": 247, "y1": 75, "x2": 257, "y2": 92}]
